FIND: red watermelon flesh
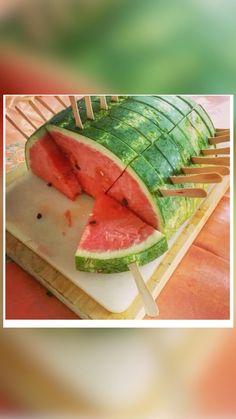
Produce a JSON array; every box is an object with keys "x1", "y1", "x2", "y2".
[
  {"x1": 28, "y1": 127, "x2": 159, "y2": 230},
  {"x1": 108, "y1": 169, "x2": 159, "y2": 230},
  {"x1": 28, "y1": 131, "x2": 82, "y2": 200},
  {"x1": 80, "y1": 194, "x2": 154, "y2": 251},
  {"x1": 75, "y1": 194, "x2": 167, "y2": 273},
  {"x1": 48, "y1": 128, "x2": 126, "y2": 198},
  {"x1": 43, "y1": 127, "x2": 159, "y2": 229}
]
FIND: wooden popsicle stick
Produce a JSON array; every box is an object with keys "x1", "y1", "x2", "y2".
[
  {"x1": 84, "y1": 96, "x2": 94, "y2": 120},
  {"x1": 202, "y1": 147, "x2": 230, "y2": 156},
  {"x1": 182, "y1": 165, "x2": 230, "y2": 176},
  {"x1": 54, "y1": 95, "x2": 68, "y2": 108},
  {"x1": 128, "y1": 262, "x2": 159, "y2": 317},
  {"x1": 6, "y1": 114, "x2": 28, "y2": 139},
  {"x1": 209, "y1": 133, "x2": 229, "y2": 142},
  {"x1": 216, "y1": 130, "x2": 230, "y2": 137},
  {"x1": 69, "y1": 96, "x2": 84, "y2": 129},
  {"x1": 100, "y1": 96, "x2": 108, "y2": 110},
  {"x1": 111, "y1": 96, "x2": 119, "y2": 102},
  {"x1": 216, "y1": 128, "x2": 230, "y2": 133},
  {"x1": 15, "y1": 105, "x2": 38, "y2": 129},
  {"x1": 170, "y1": 173, "x2": 222, "y2": 184},
  {"x1": 29, "y1": 100, "x2": 47, "y2": 122},
  {"x1": 192, "y1": 156, "x2": 230, "y2": 166},
  {"x1": 35, "y1": 96, "x2": 56, "y2": 115},
  {"x1": 209, "y1": 136, "x2": 230, "y2": 145},
  {"x1": 159, "y1": 188, "x2": 207, "y2": 198}
]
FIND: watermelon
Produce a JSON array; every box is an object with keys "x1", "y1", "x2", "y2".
[
  {"x1": 91, "y1": 115, "x2": 151, "y2": 154},
  {"x1": 194, "y1": 104, "x2": 215, "y2": 137},
  {"x1": 25, "y1": 126, "x2": 82, "y2": 200},
  {"x1": 177, "y1": 95, "x2": 196, "y2": 110},
  {"x1": 107, "y1": 159, "x2": 189, "y2": 238},
  {"x1": 75, "y1": 194, "x2": 168, "y2": 273},
  {"x1": 119, "y1": 98, "x2": 175, "y2": 132},
  {"x1": 25, "y1": 95, "x2": 216, "y2": 272},
  {"x1": 187, "y1": 110, "x2": 210, "y2": 148},
  {"x1": 109, "y1": 106, "x2": 162, "y2": 142},
  {"x1": 167, "y1": 125, "x2": 195, "y2": 165},
  {"x1": 155, "y1": 95, "x2": 192, "y2": 115},
  {"x1": 132, "y1": 96, "x2": 183, "y2": 126},
  {"x1": 153, "y1": 133, "x2": 185, "y2": 172}
]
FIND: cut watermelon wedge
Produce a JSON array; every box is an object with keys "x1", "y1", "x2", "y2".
[
  {"x1": 75, "y1": 194, "x2": 168, "y2": 273},
  {"x1": 26, "y1": 127, "x2": 82, "y2": 200}
]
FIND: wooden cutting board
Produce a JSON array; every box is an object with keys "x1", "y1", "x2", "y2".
[{"x1": 6, "y1": 163, "x2": 230, "y2": 319}]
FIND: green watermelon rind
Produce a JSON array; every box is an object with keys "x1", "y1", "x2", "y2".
[
  {"x1": 167, "y1": 125, "x2": 195, "y2": 165},
  {"x1": 132, "y1": 96, "x2": 183, "y2": 127},
  {"x1": 177, "y1": 95, "x2": 196, "y2": 109},
  {"x1": 114, "y1": 161, "x2": 188, "y2": 237},
  {"x1": 48, "y1": 100, "x2": 150, "y2": 154},
  {"x1": 26, "y1": 96, "x2": 216, "y2": 243},
  {"x1": 176, "y1": 96, "x2": 215, "y2": 137},
  {"x1": 81, "y1": 126, "x2": 138, "y2": 166},
  {"x1": 127, "y1": 156, "x2": 192, "y2": 235},
  {"x1": 194, "y1": 104, "x2": 215, "y2": 137},
  {"x1": 178, "y1": 117, "x2": 203, "y2": 154},
  {"x1": 91, "y1": 115, "x2": 151, "y2": 154},
  {"x1": 120, "y1": 97, "x2": 175, "y2": 133},
  {"x1": 142, "y1": 144, "x2": 176, "y2": 181},
  {"x1": 46, "y1": 124, "x2": 134, "y2": 173},
  {"x1": 130, "y1": 155, "x2": 165, "y2": 190},
  {"x1": 75, "y1": 231, "x2": 168, "y2": 273},
  {"x1": 155, "y1": 95, "x2": 192, "y2": 116},
  {"x1": 153, "y1": 134, "x2": 185, "y2": 173},
  {"x1": 109, "y1": 106, "x2": 162, "y2": 143},
  {"x1": 186, "y1": 110, "x2": 211, "y2": 148}
]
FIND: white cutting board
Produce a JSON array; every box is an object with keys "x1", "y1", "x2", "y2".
[{"x1": 6, "y1": 171, "x2": 187, "y2": 313}]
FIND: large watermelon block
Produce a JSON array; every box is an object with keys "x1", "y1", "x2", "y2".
[
  {"x1": 25, "y1": 95, "x2": 215, "y2": 272},
  {"x1": 75, "y1": 194, "x2": 168, "y2": 273}
]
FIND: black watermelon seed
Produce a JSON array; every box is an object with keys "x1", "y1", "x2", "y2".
[
  {"x1": 89, "y1": 220, "x2": 97, "y2": 225},
  {"x1": 37, "y1": 213, "x2": 42, "y2": 219},
  {"x1": 46, "y1": 290, "x2": 53, "y2": 297},
  {"x1": 121, "y1": 198, "x2": 128, "y2": 207},
  {"x1": 75, "y1": 164, "x2": 81, "y2": 170},
  {"x1": 47, "y1": 182, "x2": 52, "y2": 187}
]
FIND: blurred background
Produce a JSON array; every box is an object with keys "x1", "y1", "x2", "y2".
[
  {"x1": 1, "y1": 0, "x2": 235, "y2": 417},
  {"x1": 1, "y1": 0, "x2": 236, "y2": 95}
]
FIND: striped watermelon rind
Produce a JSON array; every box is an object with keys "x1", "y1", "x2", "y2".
[{"x1": 75, "y1": 230, "x2": 168, "y2": 273}]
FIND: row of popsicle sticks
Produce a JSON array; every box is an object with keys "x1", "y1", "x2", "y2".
[{"x1": 6, "y1": 95, "x2": 230, "y2": 199}]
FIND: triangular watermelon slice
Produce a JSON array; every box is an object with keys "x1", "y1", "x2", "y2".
[{"x1": 75, "y1": 194, "x2": 168, "y2": 273}]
